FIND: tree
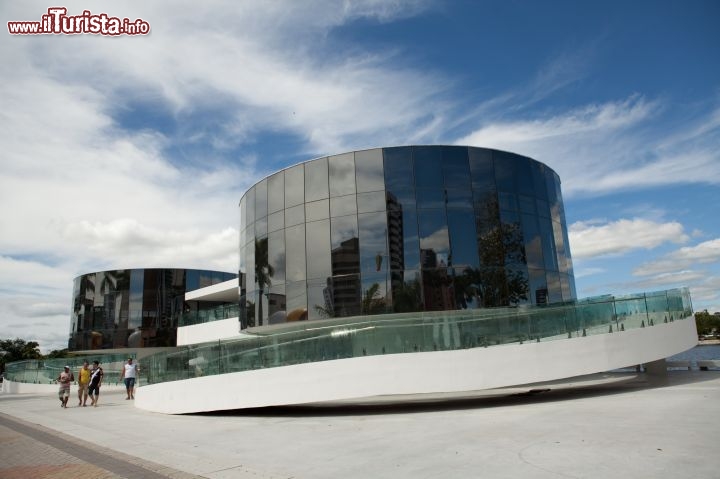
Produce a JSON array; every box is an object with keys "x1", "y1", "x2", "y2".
[
  {"x1": 0, "y1": 338, "x2": 42, "y2": 373},
  {"x1": 695, "y1": 310, "x2": 720, "y2": 336},
  {"x1": 254, "y1": 238, "x2": 274, "y2": 326},
  {"x1": 45, "y1": 348, "x2": 71, "y2": 359}
]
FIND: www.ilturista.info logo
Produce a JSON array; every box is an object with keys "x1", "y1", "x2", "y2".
[{"x1": 8, "y1": 7, "x2": 150, "y2": 35}]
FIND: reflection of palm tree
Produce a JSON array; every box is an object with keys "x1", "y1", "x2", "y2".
[
  {"x1": 314, "y1": 303, "x2": 335, "y2": 319},
  {"x1": 392, "y1": 275, "x2": 422, "y2": 312},
  {"x1": 255, "y1": 238, "x2": 274, "y2": 326},
  {"x1": 362, "y1": 283, "x2": 385, "y2": 315}
]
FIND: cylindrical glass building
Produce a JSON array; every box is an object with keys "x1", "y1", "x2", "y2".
[
  {"x1": 69, "y1": 268, "x2": 236, "y2": 350},
  {"x1": 239, "y1": 146, "x2": 575, "y2": 328}
]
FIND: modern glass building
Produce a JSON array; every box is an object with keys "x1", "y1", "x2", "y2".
[
  {"x1": 239, "y1": 146, "x2": 576, "y2": 328},
  {"x1": 69, "y1": 268, "x2": 236, "y2": 351}
]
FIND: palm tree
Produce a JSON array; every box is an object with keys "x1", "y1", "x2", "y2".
[{"x1": 254, "y1": 238, "x2": 274, "y2": 326}]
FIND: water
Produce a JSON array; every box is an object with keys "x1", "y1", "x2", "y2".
[{"x1": 669, "y1": 343, "x2": 720, "y2": 362}]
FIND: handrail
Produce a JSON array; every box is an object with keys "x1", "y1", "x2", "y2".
[
  {"x1": 178, "y1": 303, "x2": 239, "y2": 327},
  {"x1": 142, "y1": 288, "x2": 693, "y2": 385},
  {"x1": 3, "y1": 353, "x2": 134, "y2": 385}
]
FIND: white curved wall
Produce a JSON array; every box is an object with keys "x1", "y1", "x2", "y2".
[
  {"x1": 176, "y1": 317, "x2": 242, "y2": 345},
  {"x1": 136, "y1": 318, "x2": 697, "y2": 414}
]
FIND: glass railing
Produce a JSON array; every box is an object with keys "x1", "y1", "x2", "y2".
[
  {"x1": 3, "y1": 353, "x2": 135, "y2": 385},
  {"x1": 140, "y1": 288, "x2": 693, "y2": 385},
  {"x1": 179, "y1": 303, "x2": 239, "y2": 327}
]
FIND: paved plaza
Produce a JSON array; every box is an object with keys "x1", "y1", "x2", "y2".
[{"x1": 1, "y1": 371, "x2": 720, "y2": 478}]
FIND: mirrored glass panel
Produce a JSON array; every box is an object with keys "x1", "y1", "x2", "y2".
[
  {"x1": 267, "y1": 284, "x2": 287, "y2": 325},
  {"x1": 518, "y1": 195, "x2": 536, "y2": 214},
  {"x1": 245, "y1": 187, "x2": 255, "y2": 225},
  {"x1": 305, "y1": 157, "x2": 329, "y2": 202},
  {"x1": 285, "y1": 280, "x2": 307, "y2": 321},
  {"x1": 307, "y1": 277, "x2": 331, "y2": 320},
  {"x1": 383, "y1": 146, "x2": 414, "y2": 190},
  {"x1": 355, "y1": 149, "x2": 384, "y2": 193},
  {"x1": 305, "y1": 219, "x2": 331, "y2": 280},
  {"x1": 446, "y1": 189, "x2": 473, "y2": 209},
  {"x1": 515, "y1": 155, "x2": 535, "y2": 196},
  {"x1": 329, "y1": 152, "x2": 356, "y2": 197},
  {"x1": 254, "y1": 237, "x2": 270, "y2": 295},
  {"x1": 360, "y1": 271, "x2": 389, "y2": 315},
  {"x1": 539, "y1": 217, "x2": 558, "y2": 271},
  {"x1": 447, "y1": 209, "x2": 480, "y2": 269},
  {"x1": 285, "y1": 164, "x2": 304, "y2": 208},
  {"x1": 498, "y1": 192, "x2": 517, "y2": 211},
  {"x1": 255, "y1": 215, "x2": 267, "y2": 238},
  {"x1": 255, "y1": 179, "x2": 268, "y2": 220},
  {"x1": 521, "y1": 213, "x2": 544, "y2": 269},
  {"x1": 268, "y1": 172, "x2": 285, "y2": 214},
  {"x1": 532, "y1": 161, "x2": 548, "y2": 200},
  {"x1": 536, "y1": 199, "x2": 550, "y2": 218},
  {"x1": 330, "y1": 194, "x2": 357, "y2": 218},
  {"x1": 545, "y1": 169, "x2": 559, "y2": 209},
  {"x1": 452, "y1": 267, "x2": 482, "y2": 310},
  {"x1": 546, "y1": 271, "x2": 562, "y2": 303},
  {"x1": 416, "y1": 188, "x2": 445, "y2": 209},
  {"x1": 442, "y1": 146, "x2": 471, "y2": 189},
  {"x1": 285, "y1": 204, "x2": 305, "y2": 227},
  {"x1": 469, "y1": 147, "x2": 495, "y2": 194},
  {"x1": 500, "y1": 209, "x2": 525, "y2": 267},
  {"x1": 331, "y1": 216, "x2": 360, "y2": 278},
  {"x1": 268, "y1": 210, "x2": 284, "y2": 233},
  {"x1": 386, "y1": 188, "x2": 415, "y2": 211},
  {"x1": 285, "y1": 223, "x2": 306, "y2": 282},
  {"x1": 418, "y1": 209, "x2": 449, "y2": 268},
  {"x1": 357, "y1": 192, "x2": 386, "y2": 214},
  {"x1": 268, "y1": 229, "x2": 285, "y2": 284},
  {"x1": 421, "y1": 267, "x2": 454, "y2": 311},
  {"x1": 413, "y1": 146, "x2": 443, "y2": 189},
  {"x1": 493, "y1": 151, "x2": 517, "y2": 192},
  {"x1": 528, "y1": 268, "x2": 548, "y2": 305},
  {"x1": 305, "y1": 199, "x2": 329, "y2": 222},
  {"x1": 245, "y1": 241, "x2": 255, "y2": 295},
  {"x1": 507, "y1": 265, "x2": 530, "y2": 305},
  {"x1": 328, "y1": 273, "x2": 361, "y2": 317},
  {"x1": 239, "y1": 197, "x2": 247, "y2": 233},
  {"x1": 358, "y1": 211, "x2": 388, "y2": 273},
  {"x1": 391, "y1": 269, "x2": 422, "y2": 313}
]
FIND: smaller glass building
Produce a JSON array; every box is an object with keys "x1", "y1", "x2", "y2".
[
  {"x1": 239, "y1": 145, "x2": 576, "y2": 329},
  {"x1": 69, "y1": 268, "x2": 236, "y2": 351}
]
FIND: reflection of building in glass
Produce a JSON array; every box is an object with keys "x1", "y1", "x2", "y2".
[
  {"x1": 239, "y1": 146, "x2": 576, "y2": 329},
  {"x1": 329, "y1": 238, "x2": 362, "y2": 317},
  {"x1": 69, "y1": 268, "x2": 236, "y2": 351}
]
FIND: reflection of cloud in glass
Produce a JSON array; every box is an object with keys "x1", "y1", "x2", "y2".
[{"x1": 420, "y1": 226, "x2": 449, "y2": 253}]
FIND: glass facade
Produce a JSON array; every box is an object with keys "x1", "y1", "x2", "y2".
[
  {"x1": 69, "y1": 268, "x2": 236, "y2": 350},
  {"x1": 239, "y1": 146, "x2": 576, "y2": 328}
]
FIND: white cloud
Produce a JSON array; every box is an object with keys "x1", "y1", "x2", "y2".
[
  {"x1": 634, "y1": 238, "x2": 720, "y2": 276},
  {"x1": 0, "y1": 0, "x2": 443, "y2": 352},
  {"x1": 568, "y1": 218, "x2": 689, "y2": 259},
  {"x1": 455, "y1": 95, "x2": 720, "y2": 197}
]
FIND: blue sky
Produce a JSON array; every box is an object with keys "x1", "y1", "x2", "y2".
[{"x1": 1, "y1": 0, "x2": 718, "y2": 352}]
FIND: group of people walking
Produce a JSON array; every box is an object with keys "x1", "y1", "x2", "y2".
[{"x1": 57, "y1": 358, "x2": 137, "y2": 408}]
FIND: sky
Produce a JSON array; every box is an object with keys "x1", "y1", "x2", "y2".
[{"x1": 1, "y1": 0, "x2": 719, "y2": 353}]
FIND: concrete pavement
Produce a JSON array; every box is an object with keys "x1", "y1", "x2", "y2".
[{"x1": 1, "y1": 372, "x2": 720, "y2": 478}]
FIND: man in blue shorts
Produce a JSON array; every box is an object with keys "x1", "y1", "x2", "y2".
[{"x1": 120, "y1": 357, "x2": 138, "y2": 399}]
